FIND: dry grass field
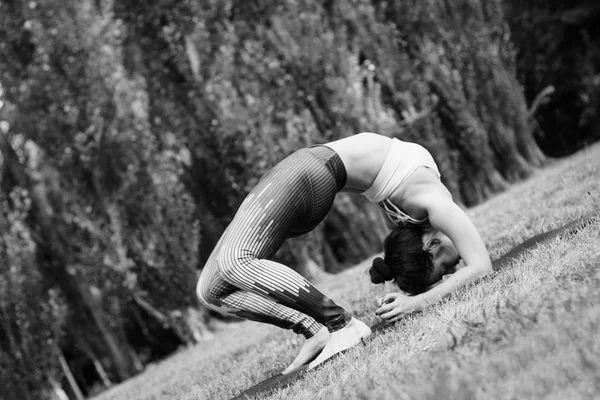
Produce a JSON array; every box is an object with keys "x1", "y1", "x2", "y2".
[{"x1": 93, "y1": 143, "x2": 600, "y2": 400}]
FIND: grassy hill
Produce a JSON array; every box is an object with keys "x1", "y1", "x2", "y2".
[{"x1": 93, "y1": 143, "x2": 600, "y2": 400}]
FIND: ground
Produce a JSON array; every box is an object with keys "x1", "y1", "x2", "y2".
[{"x1": 92, "y1": 143, "x2": 600, "y2": 400}]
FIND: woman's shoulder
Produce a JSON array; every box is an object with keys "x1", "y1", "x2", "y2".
[{"x1": 395, "y1": 174, "x2": 452, "y2": 214}]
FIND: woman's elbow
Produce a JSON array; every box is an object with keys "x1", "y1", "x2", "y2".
[
  {"x1": 475, "y1": 261, "x2": 493, "y2": 278},
  {"x1": 461, "y1": 260, "x2": 492, "y2": 279}
]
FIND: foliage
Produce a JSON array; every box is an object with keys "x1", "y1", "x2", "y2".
[
  {"x1": 1, "y1": 0, "x2": 200, "y2": 395},
  {"x1": 0, "y1": 188, "x2": 66, "y2": 400}
]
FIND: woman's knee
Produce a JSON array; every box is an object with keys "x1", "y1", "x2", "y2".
[
  {"x1": 196, "y1": 263, "x2": 222, "y2": 308},
  {"x1": 195, "y1": 276, "x2": 212, "y2": 308}
]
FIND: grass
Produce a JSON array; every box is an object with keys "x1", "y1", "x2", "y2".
[{"x1": 92, "y1": 143, "x2": 600, "y2": 400}]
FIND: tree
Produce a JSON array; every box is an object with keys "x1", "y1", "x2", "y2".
[
  {"x1": 1, "y1": 0, "x2": 203, "y2": 394},
  {"x1": 0, "y1": 188, "x2": 65, "y2": 400}
]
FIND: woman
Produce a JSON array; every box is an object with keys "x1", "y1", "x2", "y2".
[{"x1": 196, "y1": 132, "x2": 492, "y2": 373}]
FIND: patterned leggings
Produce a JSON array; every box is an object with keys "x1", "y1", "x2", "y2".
[{"x1": 196, "y1": 146, "x2": 351, "y2": 338}]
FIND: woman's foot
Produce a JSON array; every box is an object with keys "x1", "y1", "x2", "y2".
[
  {"x1": 282, "y1": 327, "x2": 330, "y2": 374},
  {"x1": 307, "y1": 317, "x2": 371, "y2": 370}
]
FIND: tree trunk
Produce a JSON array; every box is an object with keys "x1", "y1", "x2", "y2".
[
  {"x1": 48, "y1": 376, "x2": 70, "y2": 400},
  {"x1": 183, "y1": 306, "x2": 212, "y2": 342},
  {"x1": 76, "y1": 337, "x2": 113, "y2": 388},
  {"x1": 132, "y1": 293, "x2": 190, "y2": 345},
  {"x1": 428, "y1": 69, "x2": 509, "y2": 205},
  {"x1": 486, "y1": 123, "x2": 534, "y2": 181},
  {"x1": 74, "y1": 276, "x2": 138, "y2": 380},
  {"x1": 181, "y1": 156, "x2": 227, "y2": 265},
  {"x1": 0, "y1": 132, "x2": 137, "y2": 382},
  {"x1": 58, "y1": 349, "x2": 84, "y2": 400}
]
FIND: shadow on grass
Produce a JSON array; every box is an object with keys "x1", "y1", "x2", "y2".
[{"x1": 491, "y1": 211, "x2": 598, "y2": 271}]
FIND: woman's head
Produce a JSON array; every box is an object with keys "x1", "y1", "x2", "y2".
[
  {"x1": 368, "y1": 225, "x2": 460, "y2": 294},
  {"x1": 421, "y1": 228, "x2": 461, "y2": 283}
]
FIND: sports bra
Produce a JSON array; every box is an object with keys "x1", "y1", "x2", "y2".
[{"x1": 361, "y1": 138, "x2": 441, "y2": 225}]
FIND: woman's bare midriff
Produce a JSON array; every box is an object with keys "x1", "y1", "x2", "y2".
[{"x1": 325, "y1": 132, "x2": 391, "y2": 191}]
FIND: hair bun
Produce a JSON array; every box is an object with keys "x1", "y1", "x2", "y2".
[{"x1": 368, "y1": 257, "x2": 394, "y2": 284}]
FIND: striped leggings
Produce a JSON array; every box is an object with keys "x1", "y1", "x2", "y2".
[{"x1": 196, "y1": 146, "x2": 351, "y2": 338}]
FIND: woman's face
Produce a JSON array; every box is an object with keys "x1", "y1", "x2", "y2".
[{"x1": 421, "y1": 230, "x2": 460, "y2": 286}]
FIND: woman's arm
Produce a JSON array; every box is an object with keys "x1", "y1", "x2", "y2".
[
  {"x1": 414, "y1": 193, "x2": 492, "y2": 307},
  {"x1": 375, "y1": 187, "x2": 492, "y2": 320}
]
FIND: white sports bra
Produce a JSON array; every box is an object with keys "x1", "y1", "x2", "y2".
[{"x1": 361, "y1": 138, "x2": 441, "y2": 225}]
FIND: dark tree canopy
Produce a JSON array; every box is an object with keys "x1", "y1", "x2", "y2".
[{"x1": 506, "y1": 0, "x2": 600, "y2": 156}]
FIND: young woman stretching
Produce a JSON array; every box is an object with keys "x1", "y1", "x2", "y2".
[{"x1": 196, "y1": 132, "x2": 492, "y2": 373}]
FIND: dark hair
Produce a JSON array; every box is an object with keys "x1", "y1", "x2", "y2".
[{"x1": 368, "y1": 225, "x2": 434, "y2": 295}]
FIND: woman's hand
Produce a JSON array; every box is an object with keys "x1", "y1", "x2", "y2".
[{"x1": 375, "y1": 292, "x2": 422, "y2": 322}]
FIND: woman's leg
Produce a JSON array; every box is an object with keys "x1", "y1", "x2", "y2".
[
  {"x1": 197, "y1": 260, "x2": 331, "y2": 373},
  {"x1": 197, "y1": 146, "x2": 370, "y2": 370},
  {"x1": 215, "y1": 250, "x2": 351, "y2": 332},
  {"x1": 209, "y1": 147, "x2": 351, "y2": 332},
  {"x1": 197, "y1": 258, "x2": 323, "y2": 338}
]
